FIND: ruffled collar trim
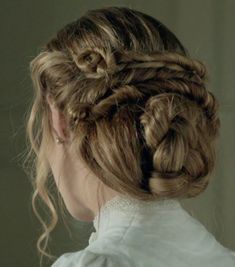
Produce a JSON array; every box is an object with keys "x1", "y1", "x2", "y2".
[{"x1": 88, "y1": 194, "x2": 181, "y2": 244}]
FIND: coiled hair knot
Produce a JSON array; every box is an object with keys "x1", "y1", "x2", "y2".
[{"x1": 69, "y1": 46, "x2": 119, "y2": 80}]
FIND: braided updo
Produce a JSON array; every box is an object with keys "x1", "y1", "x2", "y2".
[
  {"x1": 27, "y1": 6, "x2": 220, "y2": 259},
  {"x1": 31, "y1": 8, "x2": 220, "y2": 202},
  {"x1": 60, "y1": 44, "x2": 219, "y2": 199}
]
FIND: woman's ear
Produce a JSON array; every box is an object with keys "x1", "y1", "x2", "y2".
[{"x1": 46, "y1": 94, "x2": 69, "y2": 141}]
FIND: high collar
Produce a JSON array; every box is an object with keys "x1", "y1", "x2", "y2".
[{"x1": 88, "y1": 194, "x2": 182, "y2": 245}]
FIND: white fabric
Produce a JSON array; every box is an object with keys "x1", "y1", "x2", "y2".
[{"x1": 51, "y1": 194, "x2": 235, "y2": 267}]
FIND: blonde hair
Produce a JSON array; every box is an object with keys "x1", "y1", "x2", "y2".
[{"x1": 24, "y1": 6, "x2": 220, "y2": 266}]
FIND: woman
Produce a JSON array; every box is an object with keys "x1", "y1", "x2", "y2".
[{"x1": 26, "y1": 6, "x2": 235, "y2": 267}]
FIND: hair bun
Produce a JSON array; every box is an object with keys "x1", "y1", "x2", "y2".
[{"x1": 71, "y1": 47, "x2": 117, "y2": 79}]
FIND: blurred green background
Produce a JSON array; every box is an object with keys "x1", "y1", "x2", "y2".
[{"x1": 0, "y1": 0, "x2": 234, "y2": 266}]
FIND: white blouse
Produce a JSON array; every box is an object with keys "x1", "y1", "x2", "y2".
[{"x1": 51, "y1": 194, "x2": 235, "y2": 267}]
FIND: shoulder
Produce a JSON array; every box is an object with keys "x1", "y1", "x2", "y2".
[{"x1": 51, "y1": 249, "x2": 134, "y2": 267}]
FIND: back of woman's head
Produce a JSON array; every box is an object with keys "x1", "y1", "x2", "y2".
[{"x1": 26, "y1": 5, "x2": 220, "y2": 260}]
